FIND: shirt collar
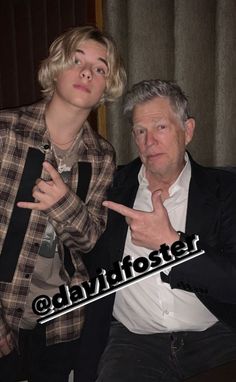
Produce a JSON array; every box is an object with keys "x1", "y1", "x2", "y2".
[
  {"x1": 138, "y1": 152, "x2": 191, "y2": 198},
  {"x1": 168, "y1": 152, "x2": 191, "y2": 198},
  {"x1": 14, "y1": 99, "x2": 103, "y2": 153}
]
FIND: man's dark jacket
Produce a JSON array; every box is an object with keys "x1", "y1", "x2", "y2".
[{"x1": 77, "y1": 156, "x2": 236, "y2": 381}]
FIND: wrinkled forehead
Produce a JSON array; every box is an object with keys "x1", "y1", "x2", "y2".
[{"x1": 132, "y1": 97, "x2": 180, "y2": 124}]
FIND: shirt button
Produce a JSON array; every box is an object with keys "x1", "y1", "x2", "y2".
[
  {"x1": 34, "y1": 243, "x2": 40, "y2": 249},
  {"x1": 25, "y1": 274, "x2": 30, "y2": 279},
  {"x1": 16, "y1": 308, "x2": 23, "y2": 314},
  {"x1": 164, "y1": 310, "x2": 169, "y2": 315}
]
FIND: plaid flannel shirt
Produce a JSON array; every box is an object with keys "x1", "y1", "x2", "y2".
[{"x1": 0, "y1": 99, "x2": 115, "y2": 345}]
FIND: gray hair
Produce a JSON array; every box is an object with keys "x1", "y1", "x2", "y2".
[{"x1": 123, "y1": 79, "x2": 191, "y2": 123}]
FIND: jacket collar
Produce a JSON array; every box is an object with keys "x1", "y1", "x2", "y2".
[
  {"x1": 186, "y1": 154, "x2": 221, "y2": 240},
  {"x1": 111, "y1": 153, "x2": 220, "y2": 240}
]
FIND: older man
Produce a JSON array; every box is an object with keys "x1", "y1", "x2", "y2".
[{"x1": 86, "y1": 79, "x2": 236, "y2": 382}]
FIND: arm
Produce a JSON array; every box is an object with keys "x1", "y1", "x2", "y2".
[
  {"x1": 168, "y1": 181, "x2": 236, "y2": 304},
  {"x1": 17, "y1": 151, "x2": 115, "y2": 253},
  {"x1": 0, "y1": 121, "x2": 9, "y2": 168},
  {"x1": 102, "y1": 190, "x2": 179, "y2": 250},
  {"x1": 0, "y1": 304, "x2": 14, "y2": 358},
  {"x1": 103, "y1": 181, "x2": 236, "y2": 304},
  {"x1": 48, "y1": 151, "x2": 116, "y2": 252},
  {"x1": 0, "y1": 122, "x2": 15, "y2": 356},
  {"x1": 167, "y1": 245, "x2": 236, "y2": 304}
]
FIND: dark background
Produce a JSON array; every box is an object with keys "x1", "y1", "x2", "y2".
[{"x1": 0, "y1": 0, "x2": 97, "y2": 126}]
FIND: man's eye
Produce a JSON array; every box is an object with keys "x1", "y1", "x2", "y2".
[
  {"x1": 157, "y1": 125, "x2": 166, "y2": 130},
  {"x1": 138, "y1": 129, "x2": 146, "y2": 135},
  {"x1": 133, "y1": 128, "x2": 146, "y2": 136}
]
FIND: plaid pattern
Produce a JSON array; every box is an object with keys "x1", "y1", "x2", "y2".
[{"x1": 0, "y1": 99, "x2": 115, "y2": 345}]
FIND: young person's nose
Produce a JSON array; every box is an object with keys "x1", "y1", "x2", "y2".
[{"x1": 80, "y1": 66, "x2": 92, "y2": 80}]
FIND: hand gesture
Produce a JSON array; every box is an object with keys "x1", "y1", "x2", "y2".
[
  {"x1": 17, "y1": 162, "x2": 69, "y2": 211},
  {"x1": 103, "y1": 190, "x2": 179, "y2": 250}
]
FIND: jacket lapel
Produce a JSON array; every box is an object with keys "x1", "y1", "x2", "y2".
[
  {"x1": 105, "y1": 159, "x2": 141, "y2": 264},
  {"x1": 186, "y1": 158, "x2": 221, "y2": 247}
]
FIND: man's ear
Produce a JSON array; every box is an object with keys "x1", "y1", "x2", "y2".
[{"x1": 184, "y1": 118, "x2": 195, "y2": 146}]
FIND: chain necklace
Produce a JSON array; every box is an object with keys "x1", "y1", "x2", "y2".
[
  {"x1": 50, "y1": 135, "x2": 78, "y2": 147},
  {"x1": 51, "y1": 132, "x2": 81, "y2": 174}
]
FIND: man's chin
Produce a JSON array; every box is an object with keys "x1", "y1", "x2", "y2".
[
  {"x1": 146, "y1": 164, "x2": 166, "y2": 177},
  {"x1": 146, "y1": 156, "x2": 166, "y2": 170}
]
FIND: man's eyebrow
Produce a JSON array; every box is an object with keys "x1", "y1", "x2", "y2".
[
  {"x1": 75, "y1": 49, "x2": 108, "y2": 68},
  {"x1": 132, "y1": 124, "x2": 145, "y2": 130}
]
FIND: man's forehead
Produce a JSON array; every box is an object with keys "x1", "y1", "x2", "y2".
[
  {"x1": 132, "y1": 97, "x2": 178, "y2": 124},
  {"x1": 132, "y1": 115, "x2": 166, "y2": 127},
  {"x1": 132, "y1": 109, "x2": 171, "y2": 125}
]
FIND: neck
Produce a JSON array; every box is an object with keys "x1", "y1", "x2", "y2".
[
  {"x1": 45, "y1": 95, "x2": 91, "y2": 149},
  {"x1": 146, "y1": 163, "x2": 185, "y2": 199},
  {"x1": 147, "y1": 176, "x2": 173, "y2": 200}
]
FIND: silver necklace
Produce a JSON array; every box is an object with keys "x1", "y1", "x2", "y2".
[{"x1": 51, "y1": 133, "x2": 80, "y2": 174}]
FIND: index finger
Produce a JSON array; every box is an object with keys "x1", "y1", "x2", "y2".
[
  {"x1": 102, "y1": 201, "x2": 138, "y2": 219},
  {"x1": 43, "y1": 162, "x2": 62, "y2": 184}
]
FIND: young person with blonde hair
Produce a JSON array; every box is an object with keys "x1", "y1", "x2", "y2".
[{"x1": 0, "y1": 25, "x2": 126, "y2": 382}]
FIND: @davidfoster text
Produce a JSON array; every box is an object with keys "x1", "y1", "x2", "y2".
[{"x1": 32, "y1": 233, "x2": 205, "y2": 324}]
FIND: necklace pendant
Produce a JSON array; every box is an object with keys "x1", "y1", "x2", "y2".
[{"x1": 58, "y1": 163, "x2": 71, "y2": 174}]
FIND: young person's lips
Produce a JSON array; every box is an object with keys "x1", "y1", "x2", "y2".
[{"x1": 73, "y1": 84, "x2": 91, "y2": 93}]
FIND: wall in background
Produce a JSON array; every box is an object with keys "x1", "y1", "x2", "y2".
[
  {"x1": 103, "y1": 0, "x2": 236, "y2": 167},
  {"x1": 0, "y1": 0, "x2": 98, "y2": 127}
]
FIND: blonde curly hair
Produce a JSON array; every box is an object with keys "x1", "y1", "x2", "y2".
[{"x1": 38, "y1": 26, "x2": 127, "y2": 104}]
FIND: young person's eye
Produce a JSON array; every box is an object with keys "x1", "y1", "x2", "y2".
[
  {"x1": 95, "y1": 67, "x2": 107, "y2": 76},
  {"x1": 74, "y1": 58, "x2": 81, "y2": 65}
]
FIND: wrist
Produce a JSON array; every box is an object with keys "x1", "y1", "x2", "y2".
[{"x1": 169, "y1": 230, "x2": 180, "y2": 244}]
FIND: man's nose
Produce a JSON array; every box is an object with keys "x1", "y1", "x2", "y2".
[{"x1": 145, "y1": 131, "x2": 156, "y2": 146}]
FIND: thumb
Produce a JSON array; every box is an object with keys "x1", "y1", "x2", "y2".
[{"x1": 151, "y1": 189, "x2": 163, "y2": 212}]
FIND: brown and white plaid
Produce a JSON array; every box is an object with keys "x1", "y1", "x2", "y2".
[{"x1": 0, "y1": 99, "x2": 115, "y2": 345}]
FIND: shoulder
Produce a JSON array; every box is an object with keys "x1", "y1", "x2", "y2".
[
  {"x1": 0, "y1": 106, "x2": 24, "y2": 147},
  {"x1": 210, "y1": 167, "x2": 236, "y2": 200},
  {"x1": 113, "y1": 157, "x2": 142, "y2": 187},
  {"x1": 190, "y1": 157, "x2": 236, "y2": 196},
  {"x1": 0, "y1": 100, "x2": 45, "y2": 132},
  {"x1": 0, "y1": 106, "x2": 22, "y2": 130}
]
